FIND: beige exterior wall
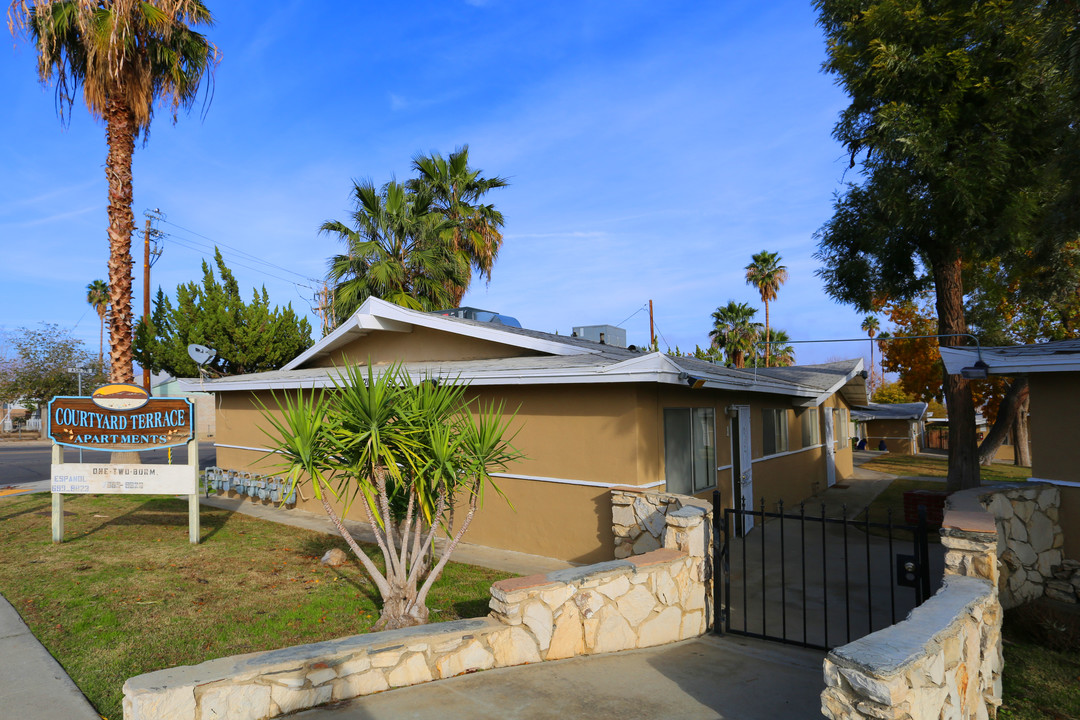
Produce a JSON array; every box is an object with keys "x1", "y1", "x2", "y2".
[
  {"x1": 321, "y1": 325, "x2": 538, "y2": 367},
  {"x1": 1029, "y1": 372, "x2": 1080, "y2": 483},
  {"x1": 863, "y1": 418, "x2": 917, "y2": 455},
  {"x1": 212, "y1": 378, "x2": 855, "y2": 562}
]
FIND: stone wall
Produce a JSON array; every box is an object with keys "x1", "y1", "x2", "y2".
[
  {"x1": 610, "y1": 487, "x2": 711, "y2": 559},
  {"x1": 821, "y1": 488, "x2": 1004, "y2": 720},
  {"x1": 976, "y1": 484, "x2": 1066, "y2": 608},
  {"x1": 123, "y1": 508, "x2": 711, "y2": 720}
]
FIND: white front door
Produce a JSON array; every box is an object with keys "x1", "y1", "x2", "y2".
[{"x1": 824, "y1": 409, "x2": 836, "y2": 487}]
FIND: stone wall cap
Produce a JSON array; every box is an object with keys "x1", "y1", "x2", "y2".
[
  {"x1": 627, "y1": 548, "x2": 687, "y2": 567},
  {"x1": 941, "y1": 509, "x2": 996, "y2": 535},
  {"x1": 491, "y1": 574, "x2": 560, "y2": 594},
  {"x1": 546, "y1": 559, "x2": 634, "y2": 585},
  {"x1": 610, "y1": 486, "x2": 649, "y2": 494},
  {"x1": 828, "y1": 576, "x2": 993, "y2": 677},
  {"x1": 668, "y1": 505, "x2": 707, "y2": 519}
]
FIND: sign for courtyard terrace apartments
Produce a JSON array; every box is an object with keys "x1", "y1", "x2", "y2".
[{"x1": 47, "y1": 384, "x2": 196, "y2": 495}]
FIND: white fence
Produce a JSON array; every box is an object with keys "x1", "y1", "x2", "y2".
[{"x1": 1, "y1": 414, "x2": 42, "y2": 432}]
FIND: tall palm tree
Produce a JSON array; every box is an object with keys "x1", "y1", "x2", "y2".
[
  {"x1": 861, "y1": 315, "x2": 880, "y2": 390},
  {"x1": 409, "y1": 145, "x2": 508, "y2": 306},
  {"x1": 86, "y1": 279, "x2": 109, "y2": 371},
  {"x1": 9, "y1": 1, "x2": 218, "y2": 383},
  {"x1": 745, "y1": 250, "x2": 788, "y2": 367},
  {"x1": 765, "y1": 328, "x2": 796, "y2": 367},
  {"x1": 323, "y1": 180, "x2": 465, "y2": 321},
  {"x1": 709, "y1": 301, "x2": 762, "y2": 368}
]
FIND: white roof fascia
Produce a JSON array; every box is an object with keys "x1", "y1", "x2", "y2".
[
  {"x1": 193, "y1": 352, "x2": 823, "y2": 396},
  {"x1": 791, "y1": 358, "x2": 866, "y2": 408},
  {"x1": 283, "y1": 297, "x2": 596, "y2": 372},
  {"x1": 939, "y1": 346, "x2": 1080, "y2": 375}
]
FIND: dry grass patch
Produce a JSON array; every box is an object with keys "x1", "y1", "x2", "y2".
[{"x1": 0, "y1": 493, "x2": 510, "y2": 720}]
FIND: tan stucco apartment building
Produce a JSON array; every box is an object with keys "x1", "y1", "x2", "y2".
[
  {"x1": 852, "y1": 401, "x2": 928, "y2": 454},
  {"x1": 185, "y1": 298, "x2": 868, "y2": 563},
  {"x1": 941, "y1": 340, "x2": 1080, "y2": 560}
]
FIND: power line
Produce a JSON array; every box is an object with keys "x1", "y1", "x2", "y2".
[
  {"x1": 616, "y1": 303, "x2": 648, "y2": 329},
  {"x1": 159, "y1": 218, "x2": 321, "y2": 284},
  {"x1": 161, "y1": 233, "x2": 317, "y2": 289}
]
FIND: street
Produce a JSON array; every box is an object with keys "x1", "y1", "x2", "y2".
[{"x1": 0, "y1": 441, "x2": 217, "y2": 490}]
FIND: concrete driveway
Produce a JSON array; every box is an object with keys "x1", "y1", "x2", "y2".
[{"x1": 289, "y1": 636, "x2": 825, "y2": 720}]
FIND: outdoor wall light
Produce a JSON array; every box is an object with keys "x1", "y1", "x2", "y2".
[
  {"x1": 725, "y1": 405, "x2": 739, "y2": 419},
  {"x1": 960, "y1": 360, "x2": 990, "y2": 380},
  {"x1": 678, "y1": 372, "x2": 706, "y2": 389}
]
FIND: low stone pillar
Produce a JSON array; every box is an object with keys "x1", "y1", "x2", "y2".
[
  {"x1": 662, "y1": 505, "x2": 713, "y2": 629},
  {"x1": 940, "y1": 492, "x2": 999, "y2": 586}
]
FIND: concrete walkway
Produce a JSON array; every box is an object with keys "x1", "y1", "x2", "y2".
[
  {"x1": 0, "y1": 595, "x2": 100, "y2": 720},
  {"x1": 289, "y1": 636, "x2": 825, "y2": 720},
  {"x1": 199, "y1": 495, "x2": 576, "y2": 576}
]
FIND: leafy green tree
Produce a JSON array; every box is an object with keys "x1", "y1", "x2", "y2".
[
  {"x1": 813, "y1": 0, "x2": 1072, "y2": 491},
  {"x1": 0, "y1": 324, "x2": 105, "y2": 412},
  {"x1": 410, "y1": 145, "x2": 509, "y2": 306},
  {"x1": 9, "y1": 1, "x2": 218, "y2": 384},
  {"x1": 86, "y1": 279, "x2": 109, "y2": 372},
  {"x1": 323, "y1": 180, "x2": 466, "y2": 323},
  {"x1": 744, "y1": 251, "x2": 787, "y2": 367},
  {"x1": 134, "y1": 249, "x2": 312, "y2": 377},
  {"x1": 870, "y1": 382, "x2": 915, "y2": 405},
  {"x1": 259, "y1": 364, "x2": 522, "y2": 630},
  {"x1": 709, "y1": 301, "x2": 761, "y2": 368}
]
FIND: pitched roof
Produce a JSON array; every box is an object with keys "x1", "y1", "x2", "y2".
[
  {"x1": 178, "y1": 297, "x2": 866, "y2": 403},
  {"x1": 939, "y1": 339, "x2": 1080, "y2": 375},
  {"x1": 850, "y1": 402, "x2": 928, "y2": 422}
]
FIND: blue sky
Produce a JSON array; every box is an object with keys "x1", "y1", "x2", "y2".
[{"x1": 0, "y1": 1, "x2": 877, "y2": 367}]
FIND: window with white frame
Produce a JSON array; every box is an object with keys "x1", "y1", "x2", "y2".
[
  {"x1": 663, "y1": 408, "x2": 716, "y2": 495},
  {"x1": 801, "y1": 408, "x2": 820, "y2": 447},
  {"x1": 762, "y1": 408, "x2": 789, "y2": 456}
]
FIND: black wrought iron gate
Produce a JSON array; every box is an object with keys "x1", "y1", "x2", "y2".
[{"x1": 712, "y1": 492, "x2": 934, "y2": 651}]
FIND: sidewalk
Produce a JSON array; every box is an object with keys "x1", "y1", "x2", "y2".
[
  {"x1": 289, "y1": 635, "x2": 825, "y2": 720},
  {"x1": 0, "y1": 595, "x2": 100, "y2": 720}
]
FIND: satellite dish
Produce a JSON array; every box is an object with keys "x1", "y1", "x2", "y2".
[{"x1": 187, "y1": 344, "x2": 217, "y2": 367}]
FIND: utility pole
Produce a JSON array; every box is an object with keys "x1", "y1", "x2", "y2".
[
  {"x1": 142, "y1": 209, "x2": 165, "y2": 392},
  {"x1": 649, "y1": 299, "x2": 655, "y2": 350}
]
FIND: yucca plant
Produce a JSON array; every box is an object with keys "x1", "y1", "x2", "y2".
[{"x1": 259, "y1": 363, "x2": 521, "y2": 630}]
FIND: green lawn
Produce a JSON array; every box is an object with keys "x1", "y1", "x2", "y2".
[
  {"x1": 0, "y1": 493, "x2": 511, "y2": 720},
  {"x1": 860, "y1": 453, "x2": 1032, "y2": 484},
  {"x1": 1000, "y1": 603, "x2": 1080, "y2": 719}
]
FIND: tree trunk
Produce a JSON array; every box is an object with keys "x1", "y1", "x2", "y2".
[
  {"x1": 978, "y1": 377, "x2": 1028, "y2": 466},
  {"x1": 1014, "y1": 392, "x2": 1031, "y2": 466},
  {"x1": 375, "y1": 590, "x2": 428, "y2": 631},
  {"x1": 764, "y1": 300, "x2": 771, "y2": 368},
  {"x1": 933, "y1": 252, "x2": 980, "y2": 491},
  {"x1": 104, "y1": 99, "x2": 137, "y2": 384}
]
